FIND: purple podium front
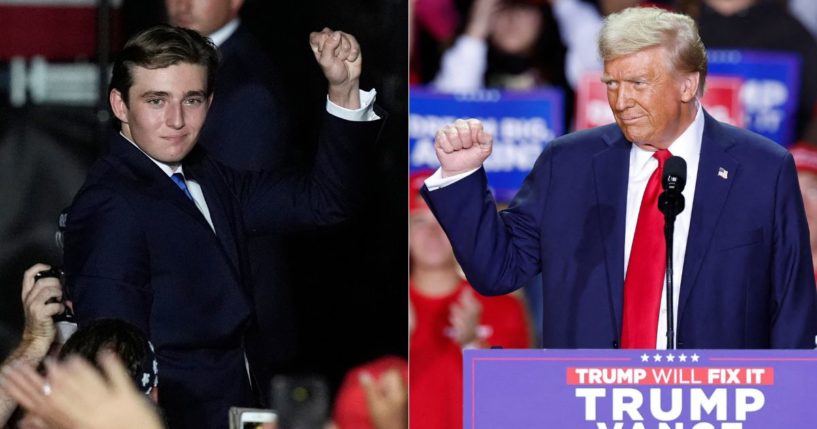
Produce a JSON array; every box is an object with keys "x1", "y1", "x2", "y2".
[{"x1": 464, "y1": 349, "x2": 817, "y2": 428}]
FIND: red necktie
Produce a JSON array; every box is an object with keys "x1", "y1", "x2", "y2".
[{"x1": 621, "y1": 149, "x2": 671, "y2": 349}]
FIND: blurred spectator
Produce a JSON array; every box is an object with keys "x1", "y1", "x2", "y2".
[
  {"x1": 549, "y1": 0, "x2": 606, "y2": 89},
  {"x1": 9, "y1": 318, "x2": 161, "y2": 429},
  {"x1": 790, "y1": 143, "x2": 817, "y2": 282},
  {"x1": 58, "y1": 319, "x2": 158, "y2": 401},
  {"x1": 0, "y1": 264, "x2": 64, "y2": 426},
  {"x1": 431, "y1": 0, "x2": 568, "y2": 92},
  {"x1": 408, "y1": 170, "x2": 532, "y2": 429},
  {"x1": 331, "y1": 356, "x2": 407, "y2": 429},
  {"x1": 1, "y1": 352, "x2": 164, "y2": 429},
  {"x1": 164, "y1": 0, "x2": 291, "y2": 171},
  {"x1": 676, "y1": 0, "x2": 817, "y2": 143},
  {"x1": 410, "y1": 0, "x2": 462, "y2": 83}
]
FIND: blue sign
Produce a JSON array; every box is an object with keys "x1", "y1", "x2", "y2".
[
  {"x1": 409, "y1": 86, "x2": 564, "y2": 202},
  {"x1": 708, "y1": 50, "x2": 801, "y2": 146}
]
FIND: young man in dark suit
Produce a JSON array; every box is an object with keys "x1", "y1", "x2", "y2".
[
  {"x1": 63, "y1": 25, "x2": 382, "y2": 428},
  {"x1": 422, "y1": 7, "x2": 817, "y2": 349}
]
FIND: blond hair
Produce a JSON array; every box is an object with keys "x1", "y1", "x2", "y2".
[{"x1": 599, "y1": 7, "x2": 707, "y2": 96}]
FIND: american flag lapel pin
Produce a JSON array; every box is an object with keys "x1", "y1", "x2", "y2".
[{"x1": 718, "y1": 167, "x2": 728, "y2": 179}]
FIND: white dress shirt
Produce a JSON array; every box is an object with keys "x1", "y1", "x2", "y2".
[
  {"x1": 425, "y1": 103, "x2": 705, "y2": 349},
  {"x1": 626, "y1": 104, "x2": 704, "y2": 349},
  {"x1": 208, "y1": 18, "x2": 240, "y2": 47}
]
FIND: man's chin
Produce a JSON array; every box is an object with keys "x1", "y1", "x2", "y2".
[{"x1": 156, "y1": 151, "x2": 191, "y2": 165}]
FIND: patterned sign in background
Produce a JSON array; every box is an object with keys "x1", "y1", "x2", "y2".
[{"x1": 409, "y1": 87, "x2": 564, "y2": 202}]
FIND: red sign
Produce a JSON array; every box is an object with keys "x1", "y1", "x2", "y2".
[{"x1": 0, "y1": 1, "x2": 123, "y2": 60}]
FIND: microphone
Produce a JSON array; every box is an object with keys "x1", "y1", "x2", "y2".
[
  {"x1": 662, "y1": 156, "x2": 687, "y2": 193},
  {"x1": 659, "y1": 156, "x2": 686, "y2": 218},
  {"x1": 657, "y1": 155, "x2": 686, "y2": 350}
]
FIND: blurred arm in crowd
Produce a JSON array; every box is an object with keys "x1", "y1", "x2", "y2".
[{"x1": 0, "y1": 264, "x2": 64, "y2": 425}]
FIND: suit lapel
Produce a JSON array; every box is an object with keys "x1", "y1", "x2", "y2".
[
  {"x1": 592, "y1": 129, "x2": 631, "y2": 337},
  {"x1": 678, "y1": 113, "x2": 738, "y2": 319},
  {"x1": 185, "y1": 160, "x2": 242, "y2": 275},
  {"x1": 110, "y1": 134, "x2": 213, "y2": 230}
]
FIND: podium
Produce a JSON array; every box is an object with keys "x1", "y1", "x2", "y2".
[{"x1": 464, "y1": 349, "x2": 817, "y2": 428}]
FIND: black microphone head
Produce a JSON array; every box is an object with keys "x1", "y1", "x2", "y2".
[{"x1": 662, "y1": 156, "x2": 687, "y2": 192}]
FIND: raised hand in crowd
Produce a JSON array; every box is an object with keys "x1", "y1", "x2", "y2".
[
  {"x1": 464, "y1": 0, "x2": 502, "y2": 40},
  {"x1": 1, "y1": 351, "x2": 163, "y2": 429},
  {"x1": 360, "y1": 368, "x2": 408, "y2": 429},
  {"x1": 447, "y1": 288, "x2": 483, "y2": 347},
  {"x1": 0, "y1": 264, "x2": 65, "y2": 425},
  {"x1": 13, "y1": 264, "x2": 64, "y2": 364}
]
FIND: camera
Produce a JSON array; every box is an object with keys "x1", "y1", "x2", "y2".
[
  {"x1": 34, "y1": 266, "x2": 63, "y2": 282},
  {"x1": 35, "y1": 267, "x2": 65, "y2": 308},
  {"x1": 34, "y1": 266, "x2": 77, "y2": 344}
]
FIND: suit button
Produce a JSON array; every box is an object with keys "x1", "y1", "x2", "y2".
[{"x1": 612, "y1": 340, "x2": 619, "y2": 349}]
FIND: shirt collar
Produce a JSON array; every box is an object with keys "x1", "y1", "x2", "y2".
[
  {"x1": 630, "y1": 102, "x2": 704, "y2": 174},
  {"x1": 120, "y1": 131, "x2": 185, "y2": 178},
  {"x1": 208, "y1": 18, "x2": 240, "y2": 47}
]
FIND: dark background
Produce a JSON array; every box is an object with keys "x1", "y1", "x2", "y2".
[{"x1": 0, "y1": 0, "x2": 407, "y2": 399}]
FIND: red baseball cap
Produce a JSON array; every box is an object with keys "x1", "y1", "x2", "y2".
[{"x1": 410, "y1": 169, "x2": 435, "y2": 213}]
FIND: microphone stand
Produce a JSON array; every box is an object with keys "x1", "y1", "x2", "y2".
[
  {"x1": 659, "y1": 191, "x2": 684, "y2": 350},
  {"x1": 663, "y1": 213, "x2": 676, "y2": 350}
]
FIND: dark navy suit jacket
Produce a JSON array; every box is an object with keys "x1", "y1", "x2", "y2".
[
  {"x1": 423, "y1": 111, "x2": 817, "y2": 349},
  {"x1": 64, "y1": 112, "x2": 382, "y2": 428},
  {"x1": 200, "y1": 24, "x2": 290, "y2": 171}
]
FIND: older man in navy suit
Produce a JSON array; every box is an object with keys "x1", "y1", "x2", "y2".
[
  {"x1": 422, "y1": 7, "x2": 817, "y2": 349},
  {"x1": 63, "y1": 25, "x2": 382, "y2": 428}
]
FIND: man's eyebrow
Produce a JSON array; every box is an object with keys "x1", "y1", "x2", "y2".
[
  {"x1": 139, "y1": 91, "x2": 169, "y2": 98},
  {"x1": 137, "y1": 90, "x2": 207, "y2": 99}
]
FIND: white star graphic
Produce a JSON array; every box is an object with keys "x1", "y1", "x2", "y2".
[
  {"x1": 666, "y1": 354, "x2": 675, "y2": 362},
  {"x1": 653, "y1": 353, "x2": 662, "y2": 362},
  {"x1": 641, "y1": 353, "x2": 650, "y2": 362},
  {"x1": 691, "y1": 353, "x2": 700, "y2": 362},
  {"x1": 679, "y1": 353, "x2": 687, "y2": 362},
  {"x1": 141, "y1": 373, "x2": 150, "y2": 386}
]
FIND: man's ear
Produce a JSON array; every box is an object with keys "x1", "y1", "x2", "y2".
[
  {"x1": 680, "y1": 71, "x2": 700, "y2": 103},
  {"x1": 110, "y1": 89, "x2": 129, "y2": 124}
]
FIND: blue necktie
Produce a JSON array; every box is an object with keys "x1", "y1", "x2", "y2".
[{"x1": 171, "y1": 173, "x2": 194, "y2": 201}]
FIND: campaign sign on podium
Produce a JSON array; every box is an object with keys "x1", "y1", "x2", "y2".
[
  {"x1": 464, "y1": 349, "x2": 817, "y2": 428},
  {"x1": 409, "y1": 86, "x2": 564, "y2": 202}
]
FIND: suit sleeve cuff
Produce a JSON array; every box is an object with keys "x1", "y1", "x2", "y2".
[
  {"x1": 326, "y1": 89, "x2": 379, "y2": 121},
  {"x1": 424, "y1": 167, "x2": 481, "y2": 191}
]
